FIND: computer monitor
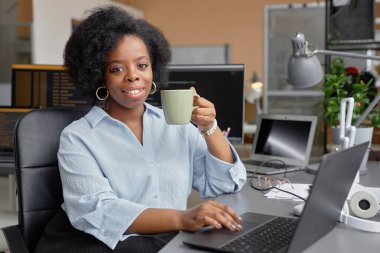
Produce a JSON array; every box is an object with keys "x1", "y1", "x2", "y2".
[
  {"x1": 0, "y1": 107, "x2": 31, "y2": 161},
  {"x1": 11, "y1": 64, "x2": 91, "y2": 108},
  {"x1": 146, "y1": 64, "x2": 245, "y2": 143}
]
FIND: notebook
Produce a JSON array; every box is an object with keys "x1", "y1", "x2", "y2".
[
  {"x1": 0, "y1": 108, "x2": 30, "y2": 163},
  {"x1": 243, "y1": 114, "x2": 317, "y2": 175},
  {"x1": 183, "y1": 142, "x2": 368, "y2": 253}
]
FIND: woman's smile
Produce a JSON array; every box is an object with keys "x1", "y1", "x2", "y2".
[{"x1": 121, "y1": 86, "x2": 146, "y2": 98}]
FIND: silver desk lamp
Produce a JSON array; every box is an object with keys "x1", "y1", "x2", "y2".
[
  {"x1": 287, "y1": 32, "x2": 380, "y2": 181},
  {"x1": 288, "y1": 34, "x2": 380, "y2": 226},
  {"x1": 288, "y1": 33, "x2": 380, "y2": 148},
  {"x1": 288, "y1": 33, "x2": 380, "y2": 88},
  {"x1": 288, "y1": 33, "x2": 380, "y2": 128}
]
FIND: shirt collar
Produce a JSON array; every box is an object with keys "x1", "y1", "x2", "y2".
[
  {"x1": 85, "y1": 103, "x2": 162, "y2": 128},
  {"x1": 144, "y1": 102, "x2": 162, "y2": 118},
  {"x1": 85, "y1": 106, "x2": 108, "y2": 128}
]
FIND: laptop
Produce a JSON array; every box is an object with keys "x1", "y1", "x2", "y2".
[
  {"x1": 0, "y1": 108, "x2": 31, "y2": 163},
  {"x1": 183, "y1": 142, "x2": 368, "y2": 253},
  {"x1": 243, "y1": 114, "x2": 317, "y2": 175}
]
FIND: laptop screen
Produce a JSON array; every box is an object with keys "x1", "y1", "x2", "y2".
[
  {"x1": 255, "y1": 119, "x2": 312, "y2": 160},
  {"x1": 251, "y1": 114, "x2": 317, "y2": 167},
  {"x1": 0, "y1": 108, "x2": 31, "y2": 158}
]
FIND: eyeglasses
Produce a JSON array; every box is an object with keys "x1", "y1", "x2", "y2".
[
  {"x1": 249, "y1": 175, "x2": 294, "y2": 191},
  {"x1": 247, "y1": 159, "x2": 306, "y2": 201}
]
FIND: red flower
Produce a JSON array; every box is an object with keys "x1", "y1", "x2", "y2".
[
  {"x1": 345, "y1": 67, "x2": 359, "y2": 75},
  {"x1": 356, "y1": 102, "x2": 361, "y2": 107}
]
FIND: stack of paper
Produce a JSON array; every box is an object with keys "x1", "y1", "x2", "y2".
[{"x1": 264, "y1": 183, "x2": 310, "y2": 201}]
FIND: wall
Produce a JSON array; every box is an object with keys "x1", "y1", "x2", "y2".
[
  {"x1": 26, "y1": 0, "x2": 319, "y2": 119},
  {"x1": 0, "y1": 0, "x2": 18, "y2": 85},
  {"x1": 0, "y1": 0, "x2": 21, "y2": 105},
  {"x1": 32, "y1": 0, "x2": 143, "y2": 64},
  {"x1": 118, "y1": 0, "x2": 316, "y2": 82},
  {"x1": 116, "y1": 0, "x2": 318, "y2": 121}
]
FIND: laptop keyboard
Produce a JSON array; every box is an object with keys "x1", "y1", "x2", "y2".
[
  {"x1": 220, "y1": 217, "x2": 298, "y2": 253},
  {"x1": 244, "y1": 160, "x2": 294, "y2": 169}
]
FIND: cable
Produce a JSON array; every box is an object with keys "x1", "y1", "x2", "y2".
[
  {"x1": 249, "y1": 176, "x2": 307, "y2": 202},
  {"x1": 254, "y1": 159, "x2": 288, "y2": 181},
  {"x1": 272, "y1": 187, "x2": 307, "y2": 202},
  {"x1": 248, "y1": 159, "x2": 307, "y2": 202}
]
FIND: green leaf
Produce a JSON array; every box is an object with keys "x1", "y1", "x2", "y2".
[
  {"x1": 372, "y1": 114, "x2": 380, "y2": 128},
  {"x1": 353, "y1": 92, "x2": 365, "y2": 100}
]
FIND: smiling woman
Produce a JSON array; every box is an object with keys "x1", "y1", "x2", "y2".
[{"x1": 34, "y1": 5, "x2": 247, "y2": 253}]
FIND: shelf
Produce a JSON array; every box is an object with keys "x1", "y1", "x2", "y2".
[
  {"x1": 266, "y1": 90, "x2": 324, "y2": 97},
  {"x1": 327, "y1": 41, "x2": 380, "y2": 51}
]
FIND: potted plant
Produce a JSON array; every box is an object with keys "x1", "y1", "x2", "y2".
[
  {"x1": 323, "y1": 58, "x2": 379, "y2": 173},
  {"x1": 324, "y1": 57, "x2": 379, "y2": 128}
]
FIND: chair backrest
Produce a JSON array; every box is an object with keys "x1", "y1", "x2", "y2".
[{"x1": 14, "y1": 107, "x2": 90, "y2": 252}]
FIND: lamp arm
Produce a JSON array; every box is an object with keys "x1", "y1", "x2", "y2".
[
  {"x1": 313, "y1": 49, "x2": 380, "y2": 61},
  {"x1": 354, "y1": 93, "x2": 380, "y2": 127}
]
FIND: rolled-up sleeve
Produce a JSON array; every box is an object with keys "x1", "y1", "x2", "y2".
[
  {"x1": 191, "y1": 127, "x2": 247, "y2": 198},
  {"x1": 58, "y1": 130, "x2": 147, "y2": 249}
]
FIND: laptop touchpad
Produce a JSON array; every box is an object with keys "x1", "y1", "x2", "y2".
[{"x1": 183, "y1": 221, "x2": 261, "y2": 248}]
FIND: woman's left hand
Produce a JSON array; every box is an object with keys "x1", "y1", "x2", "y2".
[
  {"x1": 190, "y1": 87, "x2": 216, "y2": 131},
  {"x1": 190, "y1": 87, "x2": 235, "y2": 163}
]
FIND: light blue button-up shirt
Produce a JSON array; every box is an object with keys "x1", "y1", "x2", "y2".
[{"x1": 58, "y1": 104, "x2": 246, "y2": 249}]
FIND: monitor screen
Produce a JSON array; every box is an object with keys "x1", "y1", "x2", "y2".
[
  {"x1": 0, "y1": 108, "x2": 31, "y2": 157},
  {"x1": 11, "y1": 64, "x2": 91, "y2": 108},
  {"x1": 255, "y1": 118, "x2": 312, "y2": 160},
  {"x1": 146, "y1": 64, "x2": 245, "y2": 143}
]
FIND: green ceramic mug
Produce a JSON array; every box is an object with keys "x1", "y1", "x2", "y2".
[{"x1": 161, "y1": 89, "x2": 199, "y2": 125}]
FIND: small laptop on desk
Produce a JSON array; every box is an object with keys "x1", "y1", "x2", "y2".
[
  {"x1": 243, "y1": 114, "x2": 317, "y2": 175},
  {"x1": 183, "y1": 142, "x2": 368, "y2": 253}
]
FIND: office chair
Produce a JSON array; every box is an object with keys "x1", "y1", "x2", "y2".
[{"x1": 1, "y1": 107, "x2": 90, "y2": 253}]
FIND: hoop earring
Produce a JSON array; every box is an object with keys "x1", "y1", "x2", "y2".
[
  {"x1": 96, "y1": 86, "x2": 109, "y2": 101},
  {"x1": 149, "y1": 82, "x2": 157, "y2": 95}
]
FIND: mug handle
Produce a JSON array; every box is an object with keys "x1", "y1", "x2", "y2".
[{"x1": 193, "y1": 93, "x2": 200, "y2": 110}]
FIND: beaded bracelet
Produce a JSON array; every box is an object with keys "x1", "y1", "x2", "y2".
[{"x1": 200, "y1": 119, "x2": 218, "y2": 136}]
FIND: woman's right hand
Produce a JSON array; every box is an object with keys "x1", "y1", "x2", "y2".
[{"x1": 177, "y1": 200, "x2": 243, "y2": 232}]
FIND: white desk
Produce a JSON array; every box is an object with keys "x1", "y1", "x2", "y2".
[{"x1": 160, "y1": 162, "x2": 380, "y2": 253}]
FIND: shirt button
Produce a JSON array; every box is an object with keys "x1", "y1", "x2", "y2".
[{"x1": 149, "y1": 162, "x2": 154, "y2": 167}]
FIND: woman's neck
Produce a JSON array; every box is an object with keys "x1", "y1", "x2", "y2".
[{"x1": 105, "y1": 101, "x2": 145, "y2": 126}]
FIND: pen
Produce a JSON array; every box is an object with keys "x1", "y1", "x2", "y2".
[{"x1": 224, "y1": 127, "x2": 231, "y2": 138}]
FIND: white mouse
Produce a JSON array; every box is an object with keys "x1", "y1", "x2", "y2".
[{"x1": 292, "y1": 203, "x2": 305, "y2": 216}]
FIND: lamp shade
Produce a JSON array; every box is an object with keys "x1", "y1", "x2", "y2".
[
  {"x1": 287, "y1": 33, "x2": 324, "y2": 88},
  {"x1": 287, "y1": 55, "x2": 324, "y2": 87}
]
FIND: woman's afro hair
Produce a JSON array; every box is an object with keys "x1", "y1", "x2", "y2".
[{"x1": 63, "y1": 5, "x2": 171, "y2": 104}]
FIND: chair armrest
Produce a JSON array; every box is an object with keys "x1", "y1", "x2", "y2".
[{"x1": 2, "y1": 225, "x2": 29, "y2": 253}]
